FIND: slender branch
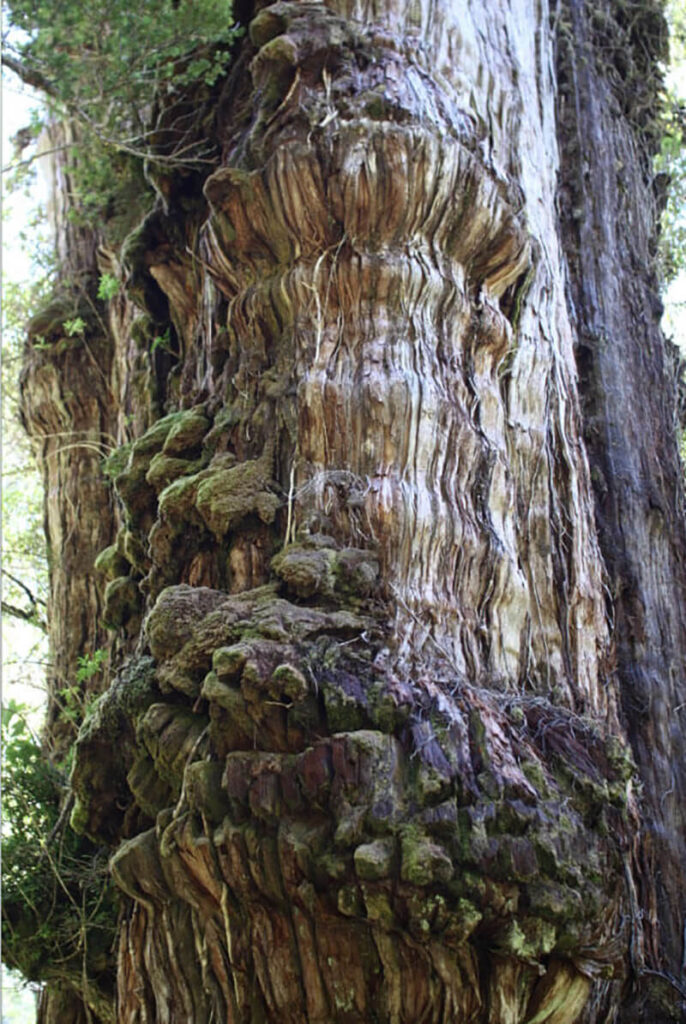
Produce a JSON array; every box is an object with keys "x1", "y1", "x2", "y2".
[
  {"x1": 2, "y1": 141, "x2": 76, "y2": 176},
  {"x1": 1, "y1": 600, "x2": 48, "y2": 633},
  {"x1": 2, "y1": 568, "x2": 47, "y2": 607},
  {"x1": 2, "y1": 569, "x2": 48, "y2": 632},
  {"x1": 3, "y1": 56, "x2": 215, "y2": 169},
  {"x1": 1, "y1": 53, "x2": 56, "y2": 97}
]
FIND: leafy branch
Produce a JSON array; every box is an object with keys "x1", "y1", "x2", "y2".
[
  {"x1": 2, "y1": 0, "x2": 241, "y2": 171},
  {"x1": 1, "y1": 702, "x2": 118, "y2": 997}
]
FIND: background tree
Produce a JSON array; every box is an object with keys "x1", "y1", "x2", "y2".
[{"x1": 3, "y1": 0, "x2": 686, "y2": 1022}]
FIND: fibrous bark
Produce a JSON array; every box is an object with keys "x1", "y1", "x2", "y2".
[
  {"x1": 16, "y1": 1, "x2": 686, "y2": 1022},
  {"x1": 557, "y1": 2, "x2": 686, "y2": 1017},
  {"x1": 20, "y1": 122, "x2": 118, "y2": 759}
]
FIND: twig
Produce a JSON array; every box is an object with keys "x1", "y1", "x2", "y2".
[
  {"x1": 1, "y1": 600, "x2": 48, "y2": 632},
  {"x1": 2, "y1": 567, "x2": 47, "y2": 607}
]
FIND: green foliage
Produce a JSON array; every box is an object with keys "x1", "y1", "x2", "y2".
[
  {"x1": 76, "y1": 648, "x2": 107, "y2": 685},
  {"x1": 656, "y1": 96, "x2": 686, "y2": 280},
  {"x1": 151, "y1": 326, "x2": 178, "y2": 356},
  {"x1": 30, "y1": 334, "x2": 52, "y2": 350},
  {"x1": 96, "y1": 273, "x2": 121, "y2": 301},
  {"x1": 4, "y1": 0, "x2": 241, "y2": 239},
  {"x1": 4, "y1": 0, "x2": 240, "y2": 163},
  {"x1": 101, "y1": 441, "x2": 133, "y2": 481},
  {"x1": 1, "y1": 702, "x2": 118, "y2": 985},
  {"x1": 56, "y1": 650, "x2": 107, "y2": 728},
  {"x1": 62, "y1": 315, "x2": 86, "y2": 337},
  {"x1": 657, "y1": 1, "x2": 686, "y2": 281}
]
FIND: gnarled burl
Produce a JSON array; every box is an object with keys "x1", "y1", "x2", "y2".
[{"x1": 19, "y1": 0, "x2": 686, "y2": 1022}]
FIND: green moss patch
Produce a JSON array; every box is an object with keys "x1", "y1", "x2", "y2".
[{"x1": 195, "y1": 458, "x2": 280, "y2": 538}]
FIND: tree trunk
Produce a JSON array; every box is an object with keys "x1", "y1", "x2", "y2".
[{"x1": 18, "y1": 0, "x2": 686, "y2": 1021}]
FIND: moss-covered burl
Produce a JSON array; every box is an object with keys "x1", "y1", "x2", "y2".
[{"x1": 10, "y1": 0, "x2": 686, "y2": 1021}]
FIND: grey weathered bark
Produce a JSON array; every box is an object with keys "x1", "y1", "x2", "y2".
[
  {"x1": 15, "y1": 0, "x2": 686, "y2": 1021},
  {"x1": 556, "y1": 3, "x2": 686, "y2": 1019}
]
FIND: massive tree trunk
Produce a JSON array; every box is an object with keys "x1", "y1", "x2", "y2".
[{"x1": 16, "y1": 0, "x2": 686, "y2": 1021}]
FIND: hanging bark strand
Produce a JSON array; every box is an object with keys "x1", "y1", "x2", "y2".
[{"x1": 17, "y1": 0, "x2": 686, "y2": 1022}]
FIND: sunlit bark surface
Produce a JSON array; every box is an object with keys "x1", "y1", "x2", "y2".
[{"x1": 20, "y1": 0, "x2": 686, "y2": 1021}]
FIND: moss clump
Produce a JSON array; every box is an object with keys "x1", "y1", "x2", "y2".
[
  {"x1": 67, "y1": 656, "x2": 158, "y2": 852},
  {"x1": 405, "y1": 891, "x2": 450, "y2": 940},
  {"x1": 337, "y1": 884, "x2": 364, "y2": 917},
  {"x1": 114, "y1": 459, "x2": 156, "y2": 524},
  {"x1": 441, "y1": 899, "x2": 482, "y2": 944},
  {"x1": 94, "y1": 543, "x2": 129, "y2": 580},
  {"x1": 195, "y1": 459, "x2": 280, "y2": 538},
  {"x1": 400, "y1": 829, "x2": 453, "y2": 886},
  {"x1": 145, "y1": 585, "x2": 227, "y2": 662},
  {"x1": 203, "y1": 672, "x2": 255, "y2": 746},
  {"x1": 321, "y1": 670, "x2": 370, "y2": 732},
  {"x1": 103, "y1": 576, "x2": 141, "y2": 629},
  {"x1": 493, "y1": 917, "x2": 556, "y2": 962},
  {"x1": 122, "y1": 529, "x2": 149, "y2": 573},
  {"x1": 272, "y1": 545, "x2": 337, "y2": 598},
  {"x1": 605, "y1": 736, "x2": 636, "y2": 783},
  {"x1": 354, "y1": 838, "x2": 396, "y2": 881},
  {"x1": 212, "y1": 644, "x2": 250, "y2": 680},
  {"x1": 161, "y1": 407, "x2": 211, "y2": 456},
  {"x1": 102, "y1": 441, "x2": 133, "y2": 481},
  {"x1": 113, "y1": 410, "x2": 207, "y2": 523},
  {"x1": 271, "y1": 663, "x2": 308, "y2": 702},
  {"x1": 360, "y1": 885, "x2": 395, "y2": 927},
  {"x1": 249, "y1": 7, "x2": 289, "y2": 47},
  {"x1": 116, "y1": 655, "x2": 159, "y2": 717},
  {"x1": 255, "y1": 32, "x2": 298, "y2": 67},
  {"x1": 127, "y1": 752, "x2": 174, "y2": 819},
  {"x1": 520, "y1": 758, "x2": 548, "y2": 795},
  {"x1": 128, "y1": 412, "x2": 183, "y2": 457},
  {"x1": 527, "y1": 881, "x2": 583, "y2": 923},
  {"x1": 333, "y1": 547, "x2": 379, "y2": 597},
  {"x1": 202, "y1": 403, "x2": 242, "y2": 452},
  {"x1": 157, "y1": 471, "x2": 204, "y2": 521},
  {"x1": 272, "y1": 542, "x2": 379, "y2": 601},
  {"x1": 146, "y1": 453, "x2": 205, "y2": 493},
  {"x1": 368, "y1": 684, "x2": 411, "y2": 732}
]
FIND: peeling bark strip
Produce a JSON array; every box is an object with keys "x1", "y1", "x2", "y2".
[{"x1": 18, "y1": 0, "x2": 686, "y2": 1022}]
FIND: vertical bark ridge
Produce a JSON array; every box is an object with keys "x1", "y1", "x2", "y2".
[
  {"x1": 556, "y1": 1, "x2": 686, "y2": 1018},
  {"x1": 194, "y1": 0, "x2": 611, "y2": 707}
]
